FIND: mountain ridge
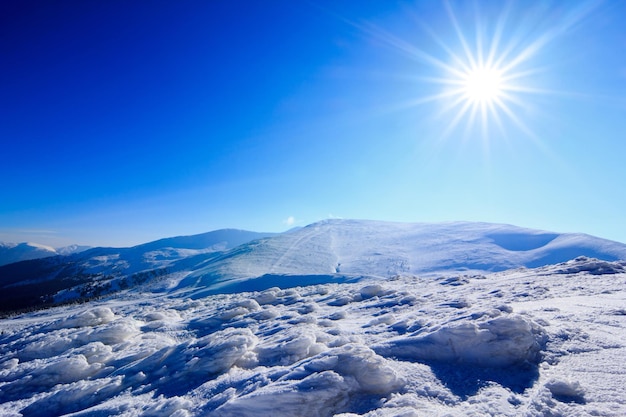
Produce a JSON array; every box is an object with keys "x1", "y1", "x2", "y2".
[
  {"x1": 0, "y1": 228, "x2": 276, "y2": 314},
  {"x1": 178, "y1": 219, "x2": 626, "y2": 296},
  {"x1": 1, "y1": 220, "x2": 625, "y2": 314}
]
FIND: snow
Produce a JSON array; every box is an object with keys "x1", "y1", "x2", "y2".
[
  {"x1": 3, "y1": 220, "x2": 626, "y2": 315},
  {"x1": 376, "y1": 314, "x2": 546, "y2": 367},
  {"x1": 1, "y1": 253, "x2": 626, "y2": 416},
  {"x1": 55, "y1": 245, "x2": 92, "y2": 256},
  {"x1": 1, "y1": 220, "x2": 626, "y2": 416}
]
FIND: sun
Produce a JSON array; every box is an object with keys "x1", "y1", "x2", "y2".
[
  {"x1": 352, "y1": 1, "x2": 598, "y2": 143},
  {"x1": 351, "y1": 6, "x2": 534, "y2": 140},
  {"x1": 435, "y1": 48, "x2": 523, "y2": 141},
  {"x1": 462, "y1": 66, "x2": 504, "y2": 105}
]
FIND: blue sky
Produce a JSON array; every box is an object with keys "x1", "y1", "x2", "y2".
[{"x1": 1, "y1": 0, "x2": 625, "y2": 247}]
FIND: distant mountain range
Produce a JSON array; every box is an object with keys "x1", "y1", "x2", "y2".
[
  {"x1": 1, "y1": 220, "x2": 625, "y2": 315},
  {"x1": 0, "y1": 229, "x2": 276, "y2": 314},
  {"x1": 0, "y1": 242, "x2": 91, "y2": 267}
]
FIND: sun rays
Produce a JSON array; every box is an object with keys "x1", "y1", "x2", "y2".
[
  {"x1": 419, "y1": 2, "x2": 544, "y2": 143},
  {"x1": 350, "y1": 1, "x2": 601, "y2": 148}
]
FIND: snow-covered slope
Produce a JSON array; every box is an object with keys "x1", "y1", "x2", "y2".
[
  {"x1": 0, "y1": 242, "x2": 57, "y2": 267},
  {"x1": 133, "y1": 229, "x2": 276, "y2": 252},
  {"x1": 1, "y1": 256, "x2": 626, "y2": 416},
  {"x1": 178, "y1": 219, "x2": 626, "y2": 295}
]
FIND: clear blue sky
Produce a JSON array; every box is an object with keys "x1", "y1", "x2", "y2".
[{"x1": 1, "y1": 0, "x2": 625, "y2": 247}]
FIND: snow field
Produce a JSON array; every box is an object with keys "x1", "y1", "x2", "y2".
[{"x1": 1, "y1": 257, "x2": 626, "y2": 416}]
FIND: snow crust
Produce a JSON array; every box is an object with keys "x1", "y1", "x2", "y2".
[
  {"x1": 376, "y1": 314, "x2": 546, "y2": 367},
  {"x1": 2, "y1": 256, "x2": 626, "y2": 416}
]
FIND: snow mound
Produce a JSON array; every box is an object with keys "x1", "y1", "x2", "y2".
[
  {"x1": 182, "y1": 327, "x2": 258, "y2": 375},
  {"x1": 376, "y1": 314, "x2": 546, "y2": 367},
  {"x1": 214, "y1": 344, "x2": 402, "y2": 416},
  {"x1": 545, "y1": 378, "x2": 586, "y2": 403},
  {"x1": 50, "y1": 307, "x2": 116, "y2": 329},
  {"x1": 551, "y1": 256, "x2": 626, "y2": 275}
]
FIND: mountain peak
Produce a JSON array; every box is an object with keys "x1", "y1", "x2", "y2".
[
  {"x1": 177, "y1": 220, "x2": 626, "y2": 296},
  {"x1": 0, "y1": 241, "x2": 58, "y2": 267}
]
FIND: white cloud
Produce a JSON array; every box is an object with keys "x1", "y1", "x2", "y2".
[{"x1": 284, "y1": 216, "x2": 296, "y2": 226}]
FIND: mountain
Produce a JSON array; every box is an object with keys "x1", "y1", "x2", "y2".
[
  {"x1": 2, "y1": 220, "x2": 626, "y2": 316},
  {"x1": 133, "y1": 228, "x2": 272, "y2": 251},
  {"x1": 0, "y1": 242, "x2": 91, "y2": 267},
  {"x1": 177, "y1": 219, "x2": 626, "y2": 296},
  {"x1": 0, "y1": 242, "x2": 57, "y2": 266},
  {"x1": 56, "y1": 244, "x2": 92, "y2": 256},
  {"x1": 0, "y1": 229, "x2": 275, "y2": 314}
]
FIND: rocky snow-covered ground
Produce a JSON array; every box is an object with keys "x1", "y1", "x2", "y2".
[{"x1": 1, "y1": 256, "x2": 625, "y2": 416}]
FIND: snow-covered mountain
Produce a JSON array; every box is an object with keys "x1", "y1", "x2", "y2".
[
  {"x1": 177, "y1": 219, "x2": 626, "y2": 296},
  {"x1": 0, "y1": 242, "x2": 91, "y2": 267},
  {"x1": 0, "y1": 242, "x2": 57, "y2": 266},
  {"x1": 56, "y1": 244, "x2": 92, "y2": 256},
  {"x1": 2, "y1": 220, "x2": 626, "y2": 416},
  {"x1": 0, "y1": 229, "x2": 276, "y2": 314},
  {"x1": 2, "y1": 220, "x2": 625, "y2": 314}
]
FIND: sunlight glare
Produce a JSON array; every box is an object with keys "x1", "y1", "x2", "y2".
[
  {"x1": 351, "y1": 0, "x2": 600, "y2": 147},
  {"x1": 463, "y1": 66, "x2": 504, "y2": 104}
]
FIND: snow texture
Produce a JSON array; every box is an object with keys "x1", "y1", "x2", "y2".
[{"x1": 1, "y1": 255, "x2": 626, "y2": 416}]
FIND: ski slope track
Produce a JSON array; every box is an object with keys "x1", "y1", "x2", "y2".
[{"x1": 1, "y1": 220, "x2": 626, "y2": 416}]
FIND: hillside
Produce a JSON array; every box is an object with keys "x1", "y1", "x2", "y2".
[
  {"x1": 1, "y1": 220, "x2": 626, "y2": 416},
  {"x1": 177, "y1": 219, "x2": 626, "y2": 296},
  {"x1": 0, "y1": 229, "x2": 275, "y2": 314}
]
